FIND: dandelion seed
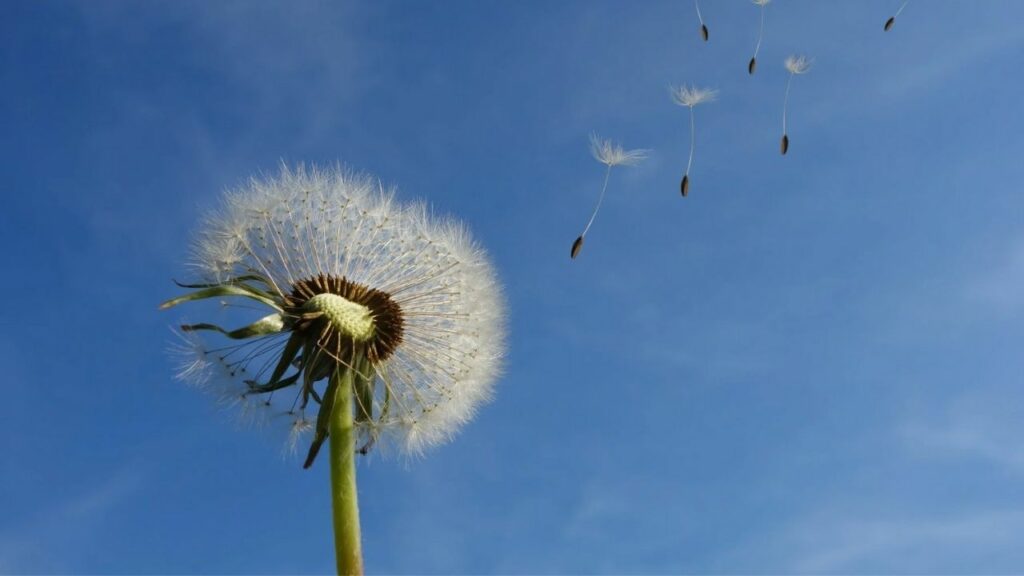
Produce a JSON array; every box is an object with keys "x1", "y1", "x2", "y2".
[
  {"x1": 162, "y1": 164, "x2": 506, "y2": 574},
  {"x1": 670, "y1": 85, "x2": 718, "y2": 197},
  {"x1": 781, "y1": 55, "x2": 811, "y2": 156},
  {"x1": 695, "y1": 0, "x2": 709, "y2": 42},
  {"x1": 286, "y1": 415, "x2": 314, "y2": 456},
  {"x1": 571, "y1": 134, "x2": 648, "y2": 259},
  {"x1": 748, "y1": 0, "x2": 771, "y2": 75},
  {"x1": 884, "y1": 1, "x2": 909, "y2": 31}
]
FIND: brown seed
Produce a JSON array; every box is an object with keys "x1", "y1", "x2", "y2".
[
  {"x1": 681, "y1": 174, "x2": 690, "y2": 197},
  {"x1": 701, "y1": 24, "x2": 709, "y2": 42},
  {"x1": 781, "y1": 134, "x2": 789, "y2": 155},
  {"x1": 748, "y1": 57, "x2": 757, "y2": 75},
  {"x1": 571, "y1": 235, "x2": 584, "y2": 259},
  {"x1": 884, "y1": 16, "x2": 895, "y2": 31}
]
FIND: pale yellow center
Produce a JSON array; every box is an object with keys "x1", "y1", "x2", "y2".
[{"x1": 303, "y1": 293, "x2": 376, "y2": 341}]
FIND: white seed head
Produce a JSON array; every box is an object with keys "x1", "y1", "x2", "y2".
[
  {"x1": 670, "y1": 85, "x2": 719, "y2": 108},
  {"x1": 752, "y1": 0, "x2": 771, "y2": 6},
  {"x1": 785, "y1": 54, "x2": 812, "y2": 75},
  {"x1": 589, "y1": 133, "x2": 649, "y2": 167},
  {"x1": 177, "y1": 164, "x2": 506, "y2": 457}
]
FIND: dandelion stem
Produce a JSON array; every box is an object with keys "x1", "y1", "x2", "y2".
[
  {"x1": 685, "y1": 105, "x2": 696, "y2": 177},
  {"x1": 753, "y1": 3, "x2": 766, "y2": 61},
  {"x1": 581, "y1": 164, "x2": 613, "y2": 238},
  {"x1": 782, "y1": 72, "x2": 793, "y2": 135},
  {"x1": 330, "y1": 364, "x2": 363, "y2": 576}
]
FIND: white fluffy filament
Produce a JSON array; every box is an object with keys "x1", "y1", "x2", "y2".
[{"x1": 178, "y1": 164, "x2": 506, "y2": 457}]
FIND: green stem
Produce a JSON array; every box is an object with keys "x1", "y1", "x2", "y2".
[{"x1": 329, "y1": 365, "x2": 363, "y2": 575}]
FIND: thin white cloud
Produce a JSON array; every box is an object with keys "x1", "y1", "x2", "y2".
[
  {"x1": 966, "y1": 236, "x2": 1024, "y2": 315},
  {"x1": 74, "y1": 2, "x2": 373, "y2": 179},
  {"x1": 721, "y1": 385, "x2": 1024, "y2": 573},
  {"x1": 0, "y1": 465, "x2": 143, "y2": 572},
  {"x1": 901, "y1": 391, "x2": 1024, "y2": 475},
  {"x1": 776, "y1": 509, "x2": 1024, "y2": 573},
  {"x1": 873, "y1": 20, "x2": 1024, "y2": 103}
]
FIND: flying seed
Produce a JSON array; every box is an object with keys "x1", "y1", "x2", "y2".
[
  {"x1": 780, "y1": 55, "x2": 811, "y2": 157},
  {"x1": 748, "y1": 0, "x2": 770, "y2": 75},
  {"x1": 570, "y1": 134, "x2": 648, "y2": 261},
  {"x1": 671, "y1": 85, "x2": 717, "y2": 199},
  {"x1": 884, "y1": 17, "x2": 895, "y2": 31},
  {"x1": 701, "y1": 24, "x2": 709, "y2": 41}
]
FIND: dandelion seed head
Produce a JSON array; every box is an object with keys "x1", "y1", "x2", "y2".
[
  {"x1": 785, "y1": 54, "x2": 812, "y2": 75},
  {"x1": 670, "y1": 85, "x2": 719, "y2": 108},
  {"x1": 171, "y1": 163, "x2": 506, "y2": 458},
  {"x1": 589, "y1": 133, "x2": 649, "y2": 167}
]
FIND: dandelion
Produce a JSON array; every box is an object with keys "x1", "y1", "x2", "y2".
[
  {"x1": 748, "y1": 0, "x2": 771, "y2": 74},
  {"x1": 884, "y1": 1, "x2": 909, "y2": 31},
  {"x1": 670, "y1": 85, "x2": 718, "y2": 196},
  {"x1": 161, "y1": 164, "x2": 505, "y2": 575},
  {"x1": 781, "y1": 54, "x2": 812, "y2": 155},
  {"x1": 695, "y1": 0, "x2": 709, "y2": 42},
  {"x1": 571, "y1": 134, "x2": 648, "y2": 259}
]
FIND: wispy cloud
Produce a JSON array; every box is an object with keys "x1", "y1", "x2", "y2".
[
  {"x1": 768, "y1": 509, "x2": 1024, "y2": 573},
  {"x1": 721, "y1": 385, "x2": 1024, "y2": 574},
  {"x1": 965, "y1": 236, "x2": 1024, "y2": 316},
  {"x1": 0, "y1": 465, "x2": 144, "y2": 573},
  {"x1": 901, "y1": 391, "x2": 1024, "y2": 475},
  {"x1": 74, "y1": 1, "x2": 372, "y2": 178},
  {"x1": 872, "y1": 11, "x2": 1024, "y2": 102}
]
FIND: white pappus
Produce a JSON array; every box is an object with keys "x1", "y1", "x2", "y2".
[{"x1": 166, "y1": 164, "x2": 506, "y2": 460}]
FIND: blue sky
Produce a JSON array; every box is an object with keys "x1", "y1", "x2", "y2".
[{"x1": 3, "y1": 0, "x2": 1024, "y2": 573}]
